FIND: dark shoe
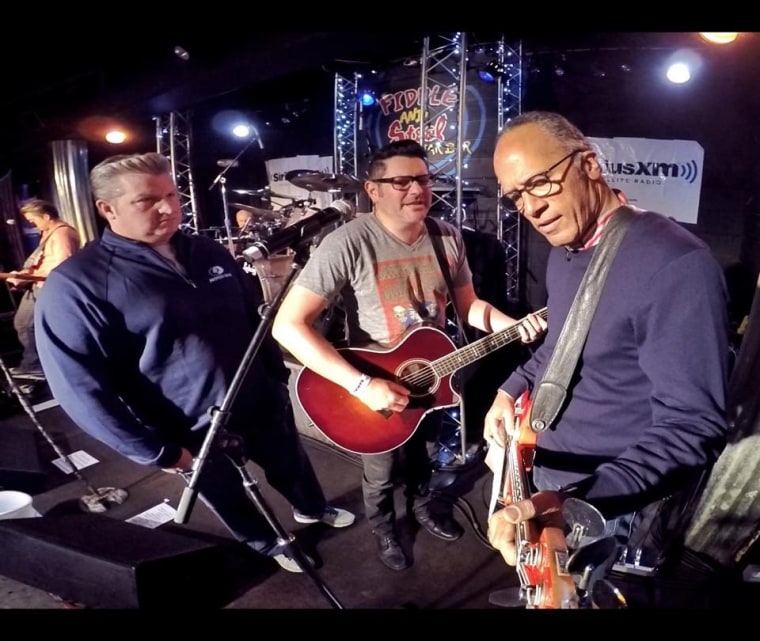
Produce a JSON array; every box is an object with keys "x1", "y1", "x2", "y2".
[
  {"x1": 415, "y1": 509, "x2": 463, "y2": 541},
  {"x1": 376, "y1": 534, "x2": 409, "y2": 571}
]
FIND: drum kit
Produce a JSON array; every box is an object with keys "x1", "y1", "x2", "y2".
[{"x1": 219, "y1": 170, "x2": 362, "y2": 305}]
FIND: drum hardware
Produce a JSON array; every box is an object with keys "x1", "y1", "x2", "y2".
[
  {"x1": 209, "y1": 133, "x2": 265, "y2": 256},
  {"x1": 232, "y1": 188, "x2": 298, "y2": 202},
  {"x1": 231, "y1": 188, "x2": 269, "y2": 196},
  {"x1": 285, "y1": 170, "x2": 362, "y2": 193},
  {"x1": 229, "y1": 203, "x2": 284, "y2": 222}
]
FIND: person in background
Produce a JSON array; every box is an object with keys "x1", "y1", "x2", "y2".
[
  {"x1": 34, "y1": 152, "x2": 354, "y2": 574},
  {"x1": 484, "y1": 111, "x2": 729, "y2": 605},
  {"x1": 6, "y1": 199, "x2": 80, "y2": 382},
  {"x1": 272, "y1": 140, "x2": 546, "y2": 571}
]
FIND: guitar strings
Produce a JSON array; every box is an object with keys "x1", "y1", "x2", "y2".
[{"x1": 399, "y1": 309, "x2": 547, "y2": 388}]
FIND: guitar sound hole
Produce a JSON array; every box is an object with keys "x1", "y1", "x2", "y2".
[{"x1": 397, "y1": 360, "x2": 437, "y2": 397}]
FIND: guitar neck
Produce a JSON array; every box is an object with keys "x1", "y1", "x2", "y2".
[
  {"x1": 0, "y1": 272, "x2": 46, "y2": 282},
  {"x1": 507, "y1": 394, "x2": 578, "y2": 609},
  {"x1": 430, "y1": 307, "x2": 547, "y2": 378}
]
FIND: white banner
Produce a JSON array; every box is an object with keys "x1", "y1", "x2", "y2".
[
  {"x1": 588, "y1": 137, "x2": 704, "y2": 224},
  {"x1": 264, "y1": 155, "x2": 334, "y2": 212}
]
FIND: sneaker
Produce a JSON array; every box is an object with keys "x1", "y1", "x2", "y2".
[
  {"x1": 272, "y1": 551, "x2": 315, "y2": 573},
  {"x1": 293, "y1": 505, "x2": 355, "y2": 528}
]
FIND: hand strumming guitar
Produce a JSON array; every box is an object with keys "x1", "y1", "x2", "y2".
[
  {"x1": 354, "y1": 376, "x2": 411, "y2": 413},
  {"x1": 487, "y1": 490, "x2": 566, "y2": 566},
  {"x1": 483, "y1": 389, "x2": 518, "y2": 449}
]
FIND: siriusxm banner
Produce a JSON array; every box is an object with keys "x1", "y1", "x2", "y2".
[{"x1": 588, "y1": 137, "x2": 704, "y2": 224}]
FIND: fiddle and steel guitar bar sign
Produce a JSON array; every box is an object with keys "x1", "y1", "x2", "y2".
[{"x1": 589, "y1": 137, "x2": 704, "y2": 224}]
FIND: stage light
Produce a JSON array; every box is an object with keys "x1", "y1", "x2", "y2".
[
  {"x1": 666, "y1": 62, "x2": 691, "y2": 84},
  {"x1": 232, "y1": 123, "x2": 253, "y2": 138},
  {"x1": 664, "y1": 49, "x2": 702, "y2": 84},
  {"x1": 173, "y1": 45, "x2": 190, "y2": 61},
  {"x1": 360, "y1": 91, "x2": 376, "y2": 107},
  {"x1": 105, "y1": 129, "x2": 127, "y2": 144},
  {"x1": 699, "y1": 32, "x2": 738, "y2": 45},
  {"x1": 478, "y1": 61, "x2": 505, "y2": 84}
]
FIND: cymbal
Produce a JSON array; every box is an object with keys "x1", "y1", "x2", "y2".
[
  {"x1": 286, "y1": 170, "x2": 362, "y2": 193},
  {"x1": 232, "y1": 188, "x2": 296, "y2": 201},
  {"x1": 229, "y1": 203, "x2": 283, "y2": 222},
  {"x1": 231, "y1": 188, "x2": 269, "y2": 196}
]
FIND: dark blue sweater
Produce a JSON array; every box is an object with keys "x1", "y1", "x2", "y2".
[
  {"x1": 501, "y1": 210, "x2": 729, "y2": 516},
  {"x1": 34, "y1": 228, "x2": 288, "y2": 468}
]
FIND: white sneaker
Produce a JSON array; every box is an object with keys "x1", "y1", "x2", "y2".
[
  {"x1": 273, "y1": 552, "x2": 315, "y2": 573},
  {"x1": 293, "y1": 505, "x2": 355, "y2": 528}
]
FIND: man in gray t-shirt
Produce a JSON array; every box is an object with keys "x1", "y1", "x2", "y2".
[{"x1": 273, "y1": 140, "x2": 545, "y2": 572}]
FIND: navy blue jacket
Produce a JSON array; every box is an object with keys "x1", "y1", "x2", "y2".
[
  {"x1": 501, "y1": 210, "x2": 729, "y2": 517},
  {"x1": 34, "y1": 228, "x2": 288, "y2": 468}
]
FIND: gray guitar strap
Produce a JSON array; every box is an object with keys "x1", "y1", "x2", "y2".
[{"x1": 529, "y1": 206, "x2": 636, "y2": 433}]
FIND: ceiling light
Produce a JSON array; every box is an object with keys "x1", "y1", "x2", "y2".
[{"x1": 698, "y1": 33, "x2": 739, "y2": 45}]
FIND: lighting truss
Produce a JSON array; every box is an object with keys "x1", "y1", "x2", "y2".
[
  {"x1": 419, "y1": 32, "x2": 467, "y2": 226},
  {"x1": 332, "y1": 34, "x2": 524, "y2": 304},
  {"x1": 496, "y1": 39, "x2": 523, "y2": 303},
  {"x1": 154, "y1": 111, "x2": 200, "y2": 234},
  {"x1": 333, "y1": 72, "x2": 359, "y2": 209}
]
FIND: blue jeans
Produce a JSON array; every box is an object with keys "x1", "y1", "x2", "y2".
[{"x1": 13, "y1": 289, "x2": 42, "y2": 372}]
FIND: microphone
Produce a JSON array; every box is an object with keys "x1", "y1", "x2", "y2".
[{"x1": 243, "y1": 199, "x2": 354, "y2": 262}]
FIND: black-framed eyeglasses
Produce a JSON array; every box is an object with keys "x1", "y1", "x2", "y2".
[
  {"x1": 501, "y1": 149, "x2": 584, "y2": 213},
  {"x1": 370, "y1": 174, "x2": 434, "y2": 191}
]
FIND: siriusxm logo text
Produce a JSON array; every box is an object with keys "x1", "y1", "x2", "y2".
[{"x1": 602, "y1": 159, "x2": 700, "y2": 184}]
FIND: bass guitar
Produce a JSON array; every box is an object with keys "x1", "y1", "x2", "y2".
[
  {"x1": 490, "y1": 391, "x2": 578, "y2": 609},
  {"x1": 295, "y1": 307, "x2": 547, "y2": 455}
]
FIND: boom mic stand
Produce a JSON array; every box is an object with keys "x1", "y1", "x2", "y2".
[
  {"x1": 209, "y1": 132, "x2": 263, "y2": 256},
  {"x1": 0, "y1": 357, "x2": 128, "y2": 513},
  {"x1": 173, "y1": 242, "x2": 343, "y2": 610}
]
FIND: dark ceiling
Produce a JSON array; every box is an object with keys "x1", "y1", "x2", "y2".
[{"x1": 2, "y1": 28, "x2": 758, "y2": 202}]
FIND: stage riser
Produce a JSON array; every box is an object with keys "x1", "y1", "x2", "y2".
[{"x1": 0, "y1": 513, "x2": 241, "y2": 608}]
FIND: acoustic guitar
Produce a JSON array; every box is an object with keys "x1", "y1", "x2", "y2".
[{"x1": 295, "y1": 308, "x2": 547, "y2": 455}]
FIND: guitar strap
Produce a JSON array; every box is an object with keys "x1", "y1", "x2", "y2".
[
  {"x1": 424, "y1": 216, "x2": 467, "y2": 344},
  {"x1": 529, "y1": 206, "x2": 636, "y2": 433}
]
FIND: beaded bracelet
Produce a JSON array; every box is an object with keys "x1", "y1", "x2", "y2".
[{"x1": 350, "y1": 373, "x2": 372, "y2": 397}]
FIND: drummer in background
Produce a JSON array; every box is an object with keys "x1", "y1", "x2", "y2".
[
  {"x1": 236, "y1": 209, "x2": 256, "y2": 235},
  {"x1": 233, "y1": 209, "x2": 258, "y2": 255}
]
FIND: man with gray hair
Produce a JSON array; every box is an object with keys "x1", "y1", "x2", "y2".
[{"x1": 35, "y1": 152, "x2": 354, "y2": 574}]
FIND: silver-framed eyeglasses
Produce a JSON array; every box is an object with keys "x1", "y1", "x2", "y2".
[
  {"x1": 501, "y1": 149, "x2": 584, "y2": 213},
  {"x1": 370, "y1": 174, "x2": 434, "y2": 191}
]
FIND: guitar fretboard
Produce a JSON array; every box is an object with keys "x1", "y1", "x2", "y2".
[{"x1": 400, "y1": 307, "x2": 548, "y2": 388}]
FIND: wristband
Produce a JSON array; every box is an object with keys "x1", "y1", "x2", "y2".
[{"x1": 350, "y1": 374, "x2": 372, "y2": 397}]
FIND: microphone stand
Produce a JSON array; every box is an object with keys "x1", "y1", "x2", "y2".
[
  {"x1": 0, "y1": 356, "x2": 128, "y2": 513},
  {"x1": 174, "y1": 242, "x2": 343, "y2": 610},
  {"x1": 209, "y1": 134, "x2": 262, "y2": 257}
]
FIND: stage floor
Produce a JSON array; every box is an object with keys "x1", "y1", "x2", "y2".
[{"x1": 0, "y1": 377, "x2": 756, "y2": 616}]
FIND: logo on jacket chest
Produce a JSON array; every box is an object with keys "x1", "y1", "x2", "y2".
[{"x1": 208, "y1": 265, "x2": 232, "y2": 283}]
